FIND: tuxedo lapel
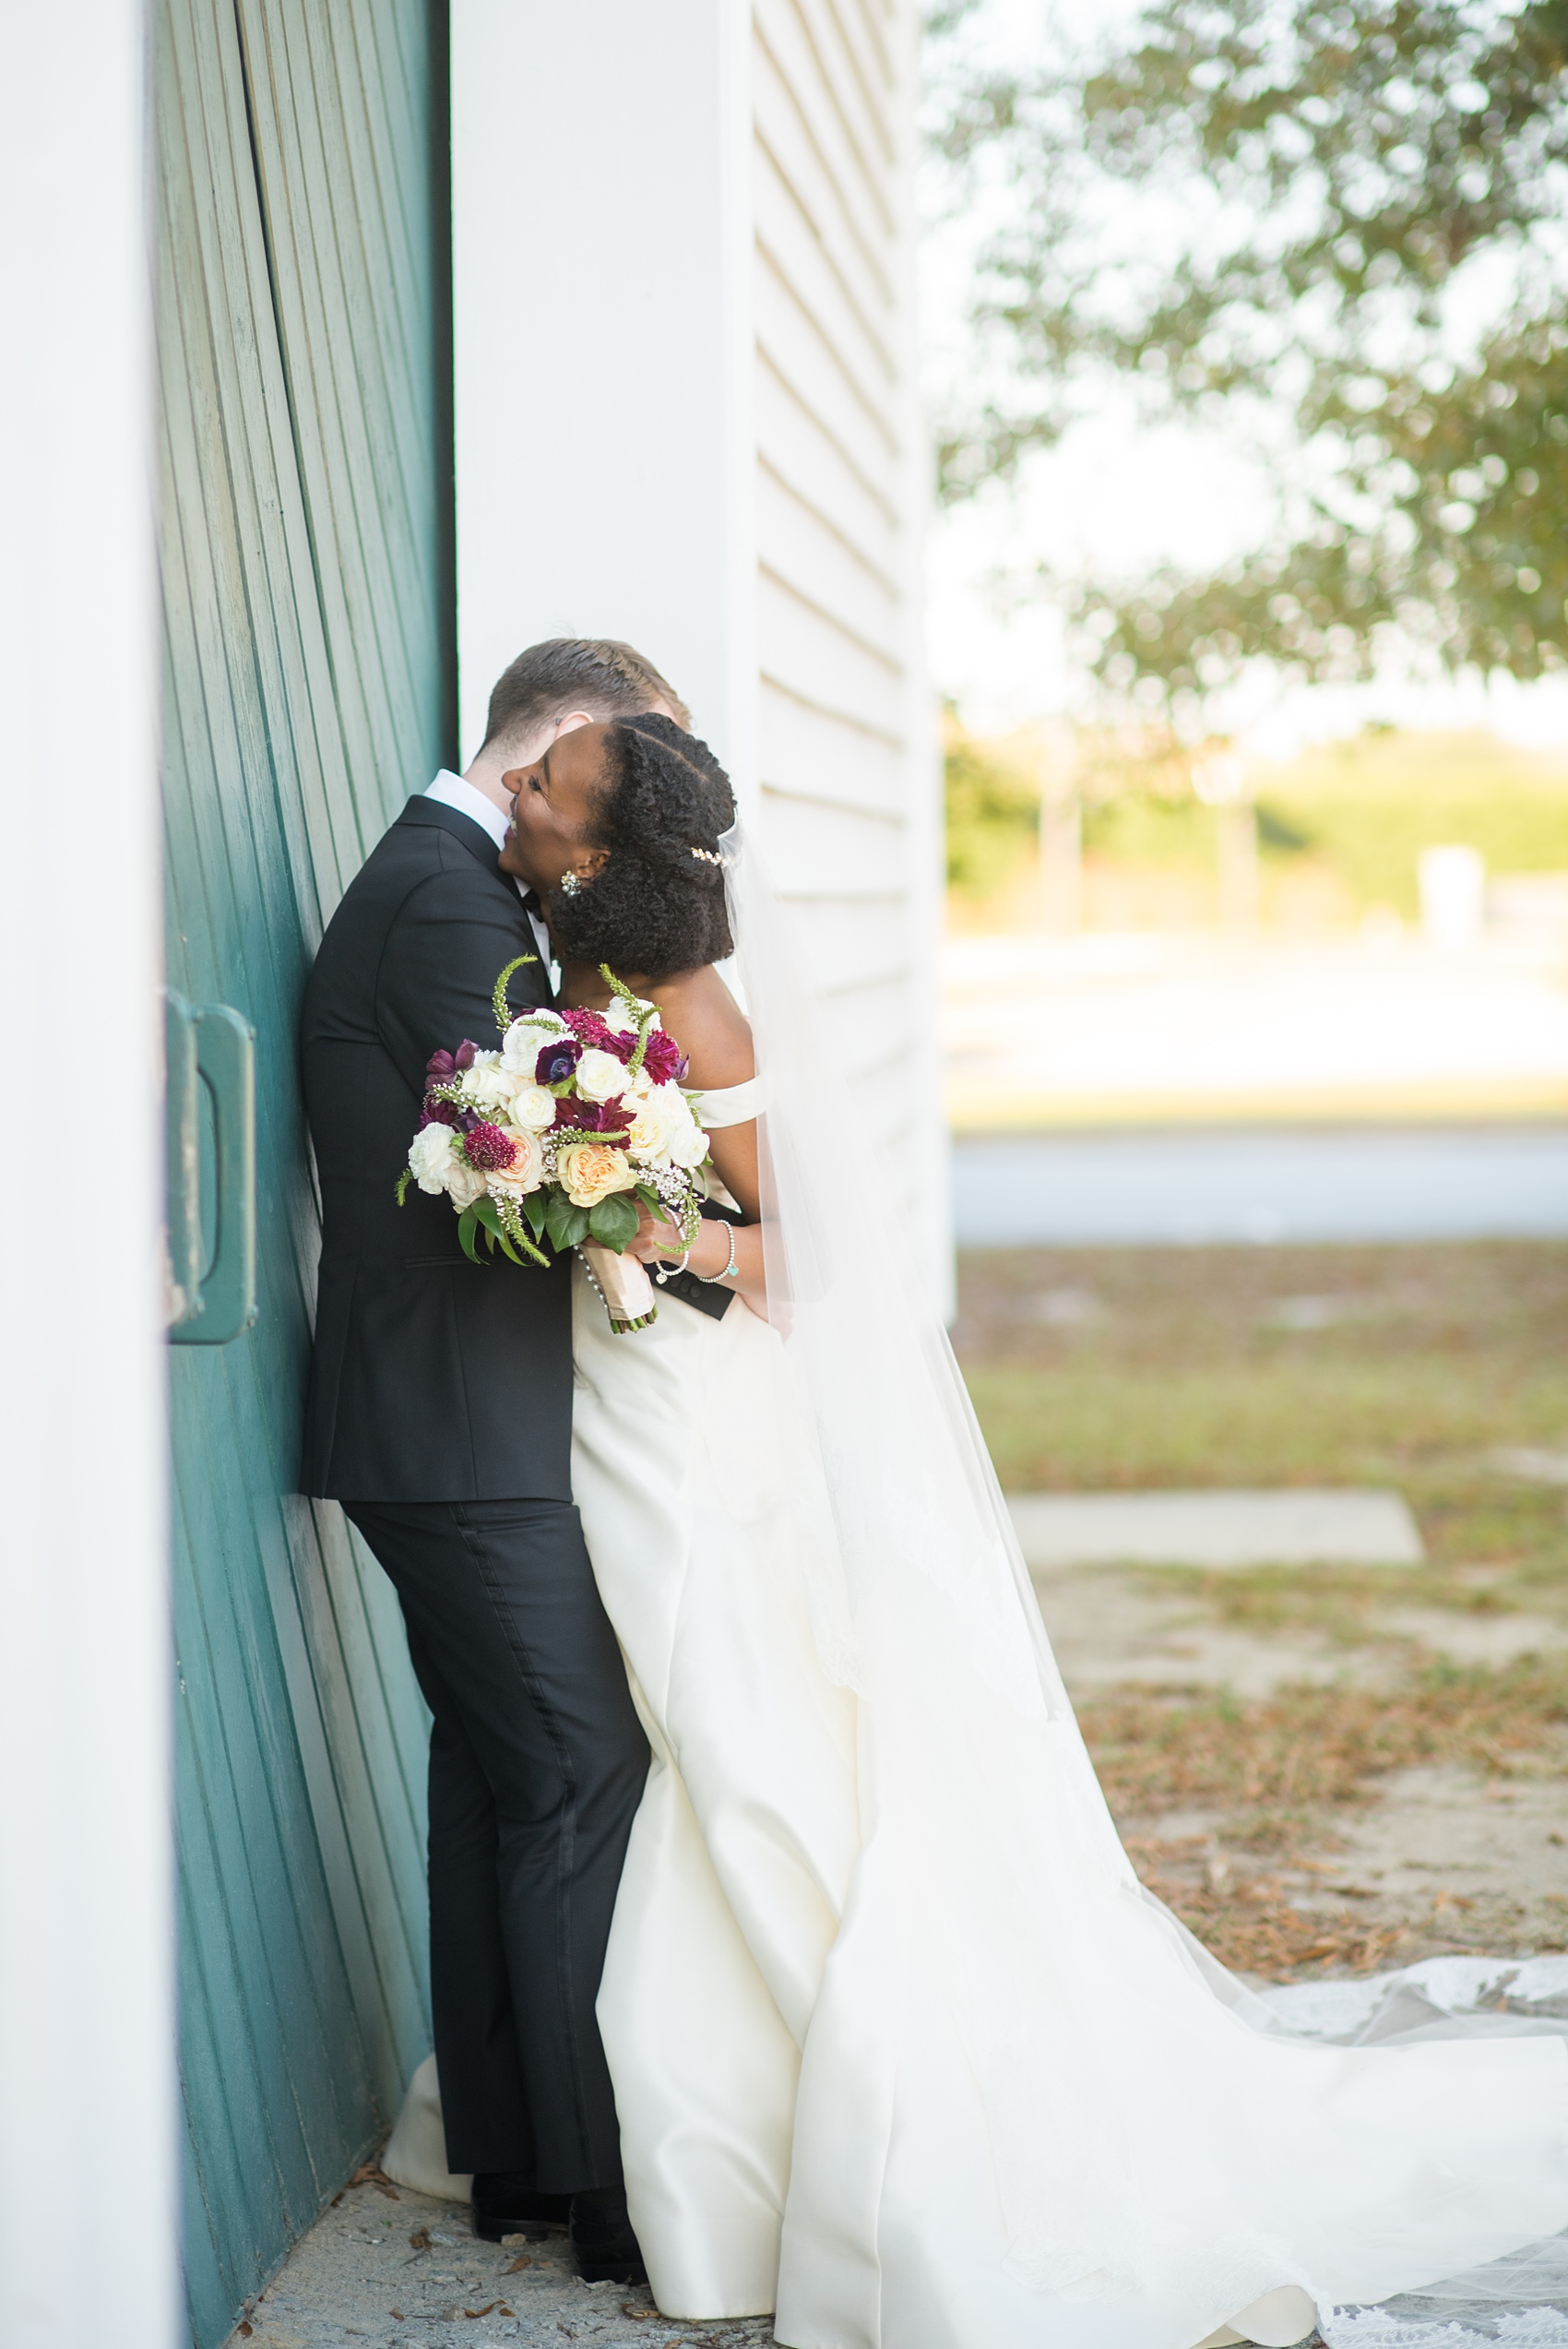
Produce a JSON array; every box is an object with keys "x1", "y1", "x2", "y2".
[{"x1": 397, "y1": 793, "x2": 504, "y2": 875}]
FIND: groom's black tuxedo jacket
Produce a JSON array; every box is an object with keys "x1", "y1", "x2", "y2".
[{"x1": 300, "y1": 795, "x2": 727, "y2": 1502}]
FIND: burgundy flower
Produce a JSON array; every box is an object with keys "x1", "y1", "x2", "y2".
[
  {"x1": 420, "y1": 1096, "x2": 460, "y2": 1129},
  {"x1": 536, "y1": 1037, "x2": 581, "y2": 1085},
  {"x1": 461, "y1": 1121, "x2": 517, "y2": 1172},
  {"x1": 552, "y1": 1097, "x2": 633, "y2": 1137},
  {"x1": 639, "y1": 1029, "x2": 686, "y2": 1084},
  {"x1": 559, "y1": 1007, "x2": 624, "y2": 1056},
  {"x1": 424, "y1": 1041, "x2": 481, "y2": 1084}
]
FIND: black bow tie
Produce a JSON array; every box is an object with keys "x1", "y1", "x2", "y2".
[{"x1": 519, "y1": 888, "x2": 543, "y2": 916}]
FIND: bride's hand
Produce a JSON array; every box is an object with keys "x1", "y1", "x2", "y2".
[{"x1": 626, "y1": 1203, "x2": 687, "y2": 1263}]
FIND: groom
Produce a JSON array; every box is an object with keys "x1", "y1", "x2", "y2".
[{"x1": 300, "y1": 638, "x2": 688, "y2": 2282}]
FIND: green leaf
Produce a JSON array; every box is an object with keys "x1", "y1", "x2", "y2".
[
  {"x1": 588, "y1": 1192, "x2": 640, "y2": 1253},
  {"x1": 543, "y1": 1189, "x2": 581, "y2": 1252},
  {"x1": 457, "y1": 1203, "x2": 483, "y2": 1265},
  {"x1": 562, "y1": 1203, "x2": 591, "y2": 1249},
  {"x1": 635, "y1": 1183, "x2": 661, "y2": 1212},
  {"x1": 522, "y1": 1189, "x2": 548, "y2": 1237},
  {"x1": 473, "y1": 1196, "x2": 502, "y2": 1235}
]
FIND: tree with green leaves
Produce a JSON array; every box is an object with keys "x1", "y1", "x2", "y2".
[{"x1": 932, "y1": 0, "x2": 1568, "y2": 714}]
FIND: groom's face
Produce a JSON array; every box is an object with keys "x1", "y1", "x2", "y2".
[{"x1": 498, "y1": 721, "x2": 611, "y2": 894}]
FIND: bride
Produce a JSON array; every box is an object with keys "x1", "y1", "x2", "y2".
[{"x1": 390, "y1": 713, "x2": 1568, "y2": 2349}]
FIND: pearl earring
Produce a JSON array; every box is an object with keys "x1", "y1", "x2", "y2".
[{"x1": 559, "y1": 871, "x2": 582, "y2": 897}]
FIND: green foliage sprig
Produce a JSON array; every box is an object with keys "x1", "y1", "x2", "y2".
[
  {"x1": 599, "y1": 962, "x2": 659, "y2": 1080},
  {"x1": 492, "y1": 952, "x2": 538, "y2": 1037}
]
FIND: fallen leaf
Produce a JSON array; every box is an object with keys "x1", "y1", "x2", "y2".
[
  {"x1": 497, "y1": 2307, "x2": 515, "y2": 2318},
  {"x1": 505, "y1": 2255, "x2": 531, "y2": 2272},
  {"x1": 461, "y1": 2304, "x2": 497, "y2": 2320},
  {"x1": 389, "y1": 2313, "x2": 403, "y2": 2323},
  {"x1": 408, "y1": 2228, "x2": 431, "y2": 2251},
  {"x1": 236, "y1": 2329, "x2": 253, "y2": 2341},
  {"x1": 347, "y1": 2162, "x2": 400, "y2": 2201}
]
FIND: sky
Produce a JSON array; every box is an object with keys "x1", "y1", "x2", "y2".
[{"x1": 919, "y1": 0, "x2": 1568, "y2": 756}]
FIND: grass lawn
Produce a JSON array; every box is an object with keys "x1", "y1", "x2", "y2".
[{"x1": 955, "y1": 1241, "x2": 1568, "y2": 1975}]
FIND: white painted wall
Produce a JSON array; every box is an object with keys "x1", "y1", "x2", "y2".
[
  {"x1": 450, "y1": 0, "x2": 757, "y2": 783},
  {"x1": 0, "y1": 7, "x2": 176, "y2": 2346},
  {"x1": 451, "y1": 0, "x2": 946, "y2": 1293}
]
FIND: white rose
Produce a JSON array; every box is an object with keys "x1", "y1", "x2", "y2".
[
  {"x1": 501, "y1": 1014, "x2": 566, "y2": 1075},
  {"x1": 604, "y1": 996, "x2": 641, "y2": 1037},
  {"x1": 464, "y1": 1053, "x2": 514, "y2": 1110},
  {"x1": 627, "y1": 1082, "x2": 705, "y2": 1169},
  {"x1": 576, "y1": 1047, "x2": 630, "y2": 1103},
  {"x1": 665, "y1": 1108, "x2": 710, "y2": 1170},
  {"x1": 511, "y1": 1084, "x2": 558, "y2": 1131},
  {"x1": 409, "y1": 1121, "x2": 457, "y2": 1194},
  {"x1": 486, "y1": 1125, "x2": 544, "y2": 1196}
]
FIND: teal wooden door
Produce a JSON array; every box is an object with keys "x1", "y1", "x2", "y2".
[{"x1": 155, "y1": 3, "x2": 455, "y2": 2340}]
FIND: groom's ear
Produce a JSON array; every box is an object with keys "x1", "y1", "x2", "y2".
[{"x1": 551, "y1": 710, "x2": 596, "y2": 739}]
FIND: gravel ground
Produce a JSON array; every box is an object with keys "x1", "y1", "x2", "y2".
[{"x1": 227, "y1": 2176, "x2": 776, "y2": 2349}]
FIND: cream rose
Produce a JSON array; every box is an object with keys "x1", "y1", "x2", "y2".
[
  {"x1": 485, "y1": 1126, "x2": 544, "y2": 1196},
  {"x1": 409, "y1": 1121, "x2": 457, "y2": 1194},
  {"x1": 576, "y1": 1046, "x2": 630, "y2": 1103},
  {"x1": 444, "y1": 1154, "x2": 487, "y2": 1210},
  {"x1": 625, "y1": 1085, "x2": 675, "y2": 1164},
  {"x1": 604, "y1": 997, "x2": 640, "y2": 1037},
  {"x1": 510, "y1": 1084, "x2": 558, "y2": 1131},
  {"x1": 556, "y1": 1141, "x2": 639, "y2": 1210}
]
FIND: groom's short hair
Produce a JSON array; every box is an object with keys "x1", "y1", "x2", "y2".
[{"x1": 481, "y1": 638, "x2": 691, "y2": 753}]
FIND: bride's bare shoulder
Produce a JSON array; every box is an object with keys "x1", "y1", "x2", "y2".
[{"x1": 654, "y1": 965, "x2": 754, "y2": 1088}]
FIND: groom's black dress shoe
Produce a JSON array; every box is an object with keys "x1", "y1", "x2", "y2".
[
  {"x1": 569, "y1": 2186, "x2": 647, "y2": 2285},
  {"x1": 469, "y1": 2171, "x2": 573, "y2": 2243}
]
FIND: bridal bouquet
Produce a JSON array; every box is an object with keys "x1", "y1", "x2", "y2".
[{"x1": 397, "y1": 957, "x2": 712, "y2": 1330}]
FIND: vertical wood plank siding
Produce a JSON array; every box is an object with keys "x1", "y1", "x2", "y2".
[
  {"x1": 750, "y1": 0, "x2": 934, "y2": 1178},
  {"x1": 156, "y1": 4, "x2": 453, "y2": 2340}
]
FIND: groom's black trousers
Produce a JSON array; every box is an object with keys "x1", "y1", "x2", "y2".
[{"x1": 345, "y1": 1497, "x2": 648, "y2": 2188}]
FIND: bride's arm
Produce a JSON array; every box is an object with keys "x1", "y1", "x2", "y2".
[{"x1": 624, "y1": 964, "x2": 768, "y2": 1313}]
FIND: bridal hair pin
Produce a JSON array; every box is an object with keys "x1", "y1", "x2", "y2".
[{"x1": 689, "y1": 846, "x2": 723, "y2": 866}]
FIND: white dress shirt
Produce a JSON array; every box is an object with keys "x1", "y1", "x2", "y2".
[{"x1": 424, "y1": 769, "x2": 555, "y2": 976}]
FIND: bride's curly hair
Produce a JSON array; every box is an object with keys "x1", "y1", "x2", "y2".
[{"x1": 546, "y1": 713, "x2": 737, "y2": 980}]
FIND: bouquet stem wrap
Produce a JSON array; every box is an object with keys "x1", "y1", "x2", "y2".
[{"x1": 579, "y1": 1242, "x2": 658, "y2": 1333}]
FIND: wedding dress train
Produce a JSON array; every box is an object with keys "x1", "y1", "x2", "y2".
[
  {"x1": 386, "y1": 824, "x2": 1568, "y2": 2348},
  {"x1": 564, "y1": 1247, "x2": 1568, "y2": 2349}
]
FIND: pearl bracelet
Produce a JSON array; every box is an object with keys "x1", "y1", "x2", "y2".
[{"x1": 696, "y1": 1221, "x2": 740, "y2": 1285}]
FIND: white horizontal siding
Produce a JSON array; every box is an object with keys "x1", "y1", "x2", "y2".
[{"x1": 749, "y1": 0, "x2": 944, "y2": 1288}]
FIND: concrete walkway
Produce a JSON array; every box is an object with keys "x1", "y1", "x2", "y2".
[
  {"x1": 226, "y1": 2174, "x2": 774, "y2": 2349},
  {"x1": 1007, "y1": 1488, "x2": 1425, "y2": 1568}
]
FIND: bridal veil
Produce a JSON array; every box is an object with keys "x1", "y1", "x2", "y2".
[{"x1": 719, "y1": 817, "x2": 1568, "y2": 2349}]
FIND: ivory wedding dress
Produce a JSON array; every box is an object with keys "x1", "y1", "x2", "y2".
[{"x1": 386, "y1": 829, "x2": 1568, "y2": 2349}]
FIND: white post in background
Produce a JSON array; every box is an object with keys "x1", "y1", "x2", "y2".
[
  {"x1": 450, "y1": 0, "x2": 757, "y2": 794},
  {"x1": 0, "y1": 8, "x2": 175, "y2": 2348}
]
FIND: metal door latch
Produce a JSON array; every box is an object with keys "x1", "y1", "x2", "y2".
[{"x1": 165, "y1": 990, "x2": 257, "y2": 1343}]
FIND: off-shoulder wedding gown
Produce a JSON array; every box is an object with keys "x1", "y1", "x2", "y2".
[{"x1": 387, "y1": 826, "x2": 1568, "y2": 2349}]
